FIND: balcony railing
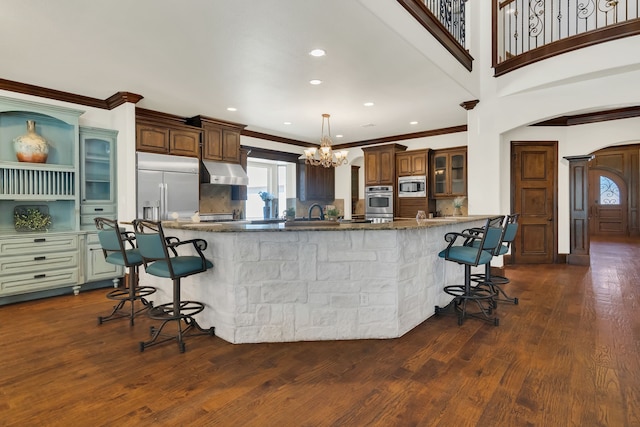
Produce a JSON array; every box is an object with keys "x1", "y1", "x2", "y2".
[
  {"x1": 420, "y1": 0, "x2": 467, "y2": 47},
  {"x1": 397, "y1": 0, "x2": 472, "y2": 70},
  {"x1": 494, "y1": 0, "x2": 640, "y2": 75}
]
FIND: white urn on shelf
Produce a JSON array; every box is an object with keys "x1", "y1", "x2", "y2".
[{"x1": 14, "y1": 120, "x2": 49, "y2": 163}]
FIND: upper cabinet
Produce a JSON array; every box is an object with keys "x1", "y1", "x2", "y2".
[
  {"x1": 297, "y1": 160, "x2": 335, "y2": 201},
  {"x1": 363, "y1": 144, "x2": 407, "y2": 186},
  {"x1": 187, "y1": 115, "x2": 246, "y2": 164},
  {"x1": 79, "y1": 126, "x2": 118, "y2": 229},
  {"x1": 396, "y1": 149, "x2": 428, "y2": 177},
  {"x1": 431, "y1": 147, "x2": 467, "y2": 198},
  {"x1": 136, "y1": 108, "x2": 201, "y2": 157},
  {"x1": 0, "y1": 96, "x2": 83, "y2": 233}
]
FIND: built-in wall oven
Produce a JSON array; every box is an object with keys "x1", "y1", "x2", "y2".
[
  {"x1": 365, "y1": 185, "x2": 394, "y2": 222},
  {"x1": 398, "y1": 175, "x2": 427, "y2": 197}
]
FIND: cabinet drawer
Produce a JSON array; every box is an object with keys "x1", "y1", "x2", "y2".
[
  {"x1": 80, "y1": 205, "x2": 115, "y2": 215},
  {"x1": 0, "y1": 234, "x2": 78, "y2": 256},
  {"x1": 0, "y1": 251, "x2": 78, "y2": 276},
  {"x1": 0, "y1": 268, "x2": 78, "y2": 296},
  {"x1": 81, "y1": 213, "x2": 116, "y2": 228}
]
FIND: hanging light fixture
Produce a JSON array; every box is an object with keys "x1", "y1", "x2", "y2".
[{"x1": 304, "y1": 114, "x2": 349, "y2": 168}]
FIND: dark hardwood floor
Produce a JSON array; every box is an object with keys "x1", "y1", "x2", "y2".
[{"x1": 1, "y1": 236, "x2": 639, "y2": 426}]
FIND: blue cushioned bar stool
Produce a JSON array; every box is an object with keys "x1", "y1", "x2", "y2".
[
  {"x1": 471, "y1": 213, "x2": 519, "y2": 305},
  {"x1": 94, "y1": 217, "x2": 156, "y2": 326},
  {"x1": 133, "y1": 219, "x2": 214, "y2": 353},
  {"x1": 434, "y1": 216, "x2": 505, "y2": 326}
]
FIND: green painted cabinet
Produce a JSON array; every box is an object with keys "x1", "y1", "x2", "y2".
[
  {"x1": 0, "y1": 96, "x2": 83, "y2": 233},
  {"x1": 79, "y1": 126, "x2": 118, "y2": 229}
]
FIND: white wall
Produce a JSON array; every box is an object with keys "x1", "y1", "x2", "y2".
[{"x1": 465, "y1": 3, "x2": 640, "y2": 254}]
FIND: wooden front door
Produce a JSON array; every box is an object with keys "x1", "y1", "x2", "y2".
[
  {"x1": 511, "y1": 142, "x2": 558, "y2": 263},
  {"x1": 589, "y1": 169, "x2": 628, "y2": 235}
]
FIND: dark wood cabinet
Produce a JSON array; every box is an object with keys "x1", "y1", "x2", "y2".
[
  {"x1": 397, "y1": 197, "x2": 434, "y2": 219},
  {"x1": 188, "y1": 115, "x2": 245, "y2": 164},
  {"x1": 431, "y1": 147, "x2": 467, "y2": 197},
  {"x1": 135, "y1": 109, "x2": 201, "y2": 157},
  {"x1": 297, "y1": 160, "x2": 335, "y2": 201},
  {"x1": 396, "y1": 150, "x2": 427, "y2": 176},
  {"x1": 363, "y1": 144, "x2": 406, "y2": 186}
]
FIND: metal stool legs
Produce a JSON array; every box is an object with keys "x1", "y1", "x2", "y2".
[
  {"x1": 471, "y1": 264, "x2": 518, "y2": 306},
  {"x1": 139, "y1": 278, "x2": 214, "y2": 353},
  {"x1": 97, "y1": 266, "x2": 156, "y2": 326},
  {"x1": 435, "y1": 264, "x2": 499, "y2": 326}
]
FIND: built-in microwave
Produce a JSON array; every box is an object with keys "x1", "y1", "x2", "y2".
[{"x1": 398, "y1": 175, "x2": 426, "y2": 197}]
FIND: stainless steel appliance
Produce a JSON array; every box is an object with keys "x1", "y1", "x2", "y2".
[
  {"x1": 365, "y1": 185, "x2": 393, "y2": 222},
  {"x1": 398, "y1": 175, "x2": 427, "y2": 197},
  {"x1": 137, "y1": 152, "x2": 199, "y2": 220}
]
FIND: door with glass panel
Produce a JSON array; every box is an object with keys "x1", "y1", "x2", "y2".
[{"x1": 589, "y1": 170, "x2": 627, "y2": 235}]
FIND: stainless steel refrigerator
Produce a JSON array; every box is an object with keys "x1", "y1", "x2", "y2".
[{"x1": 137, "y1": 152, "x2": 199, "y2": 220}]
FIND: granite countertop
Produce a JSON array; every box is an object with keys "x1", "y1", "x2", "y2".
[{"x1": 162, "y1": 216, "x2": 489, "y2": 232}]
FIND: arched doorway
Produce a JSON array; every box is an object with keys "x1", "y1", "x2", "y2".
[{"x1": 588, "y1": 169, "x2": 628, "y2": 235}]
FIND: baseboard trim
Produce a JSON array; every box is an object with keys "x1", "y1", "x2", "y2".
[{"x1": 567, "y1": 254, "x2": 591, "y2": 266}]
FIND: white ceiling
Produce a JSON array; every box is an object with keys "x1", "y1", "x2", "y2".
[{"x1": 0, "y1": 0, "x2": 475, "y2": 145}]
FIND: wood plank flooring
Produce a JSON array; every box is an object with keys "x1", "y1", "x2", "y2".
[{"x1": 1, "y1": 236, "x2": 639, "y2": 426}]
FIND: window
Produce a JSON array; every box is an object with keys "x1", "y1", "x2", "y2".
[
  {"x1": 246, "y1": 159, "x2": 296, "y2": 219},
  {"x1": 600, "y1": 176, "x2": 620, "y2": 205}
]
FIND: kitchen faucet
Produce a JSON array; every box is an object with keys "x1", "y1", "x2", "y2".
[{"x1": 308, "y1": 204, "x2": 325, "y2": 220}]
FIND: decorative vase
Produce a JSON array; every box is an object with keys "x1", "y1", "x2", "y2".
[
  {"x1": 14, "y1": 120, "x2": 49, "y2": 163},
  {"x1": 454, "y1": 207, "x2": 463, "y2": 216},
  {"x1": 263, "y1": 204, "x2": 271, "y2": 219}
]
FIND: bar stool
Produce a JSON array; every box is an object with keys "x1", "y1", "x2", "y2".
[
  {"x1": 133, "y1": 219, "x2": 214, "y2": 353},
  {"x1": 434, "y1": 216, "x2": 504, "y2": 326},
  {"x1": 94, "y1": 217, "x2": 156, "y2": 326},
  {"x1": 472, "y1": 213, "x2": 519, "y2": 305}
]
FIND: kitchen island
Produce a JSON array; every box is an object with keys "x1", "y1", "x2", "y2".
[{"x1": 137, "y1": 216, "x2": 487, "y2": 343}]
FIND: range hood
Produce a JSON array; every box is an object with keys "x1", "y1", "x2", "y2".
[{"x1": 200, "y1": 160, "x2": 249, "y2": 186}]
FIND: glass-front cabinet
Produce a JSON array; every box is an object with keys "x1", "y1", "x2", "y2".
[
  {"x1": 79, "y1": 127, "x2": 118, "y2": 229},
  {"x1": 431, "y1": 147, "x2": 467, "y2": 198}
]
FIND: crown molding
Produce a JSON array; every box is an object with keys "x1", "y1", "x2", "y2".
[{"x1": 0, "y1": 78, "x2": 143, "y2": 110}]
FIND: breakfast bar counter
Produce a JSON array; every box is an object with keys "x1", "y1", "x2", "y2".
[{"x1": 137, "y1": 216, "x2": 487, "y2": 343}]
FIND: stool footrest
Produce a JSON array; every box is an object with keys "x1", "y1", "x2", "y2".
[
  {"x1": 105, "y1": 286, "x2": 157, "y2": 301},
  {"x1": 98, "y1": 286, "x2": 156, "y2": 326},
  {"x1": 140, "y1": 312, "x2": 215, "y2": 353},
  {"x1": 148, "y1": 300, "x2": 205, "y2": 321}
]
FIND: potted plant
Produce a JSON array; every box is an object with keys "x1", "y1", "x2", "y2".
[
  {"x1": 285, "y1": 207, "x2": 295, "y2": 220},
  {"x1": 452, "y1": 196, "x2": 465, "y2": 216},
  {"x1": 14, "y1": 206, "x2": 52, "y2": 232},
  {"x1": 325, "y1": 207, "x2": 340, "y2": 221}
]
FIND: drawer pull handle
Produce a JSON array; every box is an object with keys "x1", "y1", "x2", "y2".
[
  {"x1": 34, "y1": 238, "x2": 46, "y2": 243},
  {"x1": 34, "y1": 274, "x2": 46, "y2": 279},
  {"x1": 34, "y1": 256, "x2": 46, "y2": 261},
  {"x1": 95, "y1": 208, "x2": 104, "y2": 212}
]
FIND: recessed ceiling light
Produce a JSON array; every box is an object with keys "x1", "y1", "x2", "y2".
[
  {"x1": 283, "y1": 121, "x2": 292, "y2": 125},
  {"x1": 226, "y1": 107, "x2": 237, "y2": 111},
  {"x1": 309, "y1": 79, "x2": 322, "y2": 85},
  {"x1": 410, "y1": 121, "x2": 418, "y2": 125},
  {"x1": 363, "y1": 102, "x2": 374, "y2": 107},
  {"x1": 309, "y1": 49, "x2": 326, "y2": 57},
  {"x1": 336, "y1": 134, "x2": 343, "y2": 138}
]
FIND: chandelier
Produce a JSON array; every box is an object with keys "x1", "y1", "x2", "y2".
[{"x1": 304, "y1": 114, "x2": 349, "y2": 168}]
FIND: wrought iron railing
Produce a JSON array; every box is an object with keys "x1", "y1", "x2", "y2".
[
  {"x1": 495, "y1": 0, "x2": 640, "y2": 73},
  {"x1": 397, "y1": 0, "x2": 472, "y2": 70},
  {"x1": 420, "y1": 0, "x2": 467, "y2": 47}
]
